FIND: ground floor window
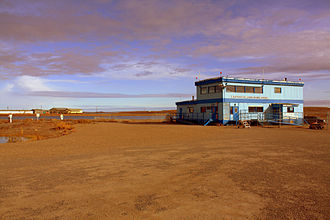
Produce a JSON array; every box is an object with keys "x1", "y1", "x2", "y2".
[
  {"x1": 188, "y1": 107, "x2": 194, "y2": 113},
  {"x1": 248, "y1": 106, "x2": 263, "y2": 113},
  {"x1": 287, "y1": 107, "x2": 294, "y2": 112},
  {"x1": 200, "y1": 107, "x2": 206, "y2": 113}
]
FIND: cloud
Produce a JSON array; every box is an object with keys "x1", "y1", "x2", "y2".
[
  {"x1": 16, "y1": 75, "x2": 53, "y2": 91},
  {"x1": 0, "y1": 0, "x2": 329, "y2": 82},
  {"x1": 26, "y1": 91, "x2": 193, "y2": 98},
  {"x1": 100, "y1": 60, "x2": 192, "y2": 79}
]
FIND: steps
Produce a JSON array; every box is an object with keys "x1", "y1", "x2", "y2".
[{"x1": 241, "y1": 120, "x2": 251, "y2": 128}]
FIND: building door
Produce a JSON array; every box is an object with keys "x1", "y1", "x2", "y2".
[
  {"x1": 211, "y1": 106, "x2": 218, "y2": 121},
  {"x1": 179, "y1": 108, "x2": 183, "y2": 119},
  {"x1": 272, "y1": 104, "x2": 283, "y2": 121},
  {"x1": 233, "y1": 106, "x2": 239, "y2": 121}
]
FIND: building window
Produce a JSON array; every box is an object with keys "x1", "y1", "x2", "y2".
[
  {"x1": 201, "y1": 87, "x2": 207, "y2": 94},
  {"x1": 227, "y1": 85, "x2": 263, "y2": 94},
  {"x1": 215, "y1": 85, "x2": 221, "y2": 93},
  {"x1": 200, "y1": 107, "x2": 206, "y2": 113},
  {"x1": 248, "y1": 106, "x2": 264, "y2": 113},
  {"x1": 230, "y1": 107, "x2": 233, "y2": 114},
  {"x1": 188, "y1": 107, "x2": 194, "y2": 113},
  {"x1": 245, "y1": 86, "x2": 254, "y2": 93},
  {"x1": 208, "y1": 86, "x2": 216, "y2": 93},
  {"x1": 236, "y1": 86, "x2": 244, "y2": 93},
  {"x1": 226, "y1": 85, "x2": 235, "y2": 92},
  {"x1": 274, "y1": 87, "x2": 282, "y2": 93},
  {"x1": 287, "y1": 107, "x2": 294, "y2": 112}
]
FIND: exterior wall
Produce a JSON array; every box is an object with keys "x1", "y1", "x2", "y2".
[{"x1": 223, "y1": 82, "x2": 303, "y2": 102}]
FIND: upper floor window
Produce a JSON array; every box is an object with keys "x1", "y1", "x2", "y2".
[
  {"x1": 226, "y1": 85, "x2": 235, "y2": 92},
  {"x1": 208, "y1": 86, "x2": 216, "y2": 93},
  {"x1": 274, "y1": 87, "x2": 282, "y2": 93},
  {"x1": 201, "y1": 87, "x2": 207, "y2": 94},
  {"x1": 200, "y1": 85, "x2": 222, "y2": 94},
  {"x1": 226, "y1": 85, "x2": 263, "y2": 94},
  {"x1": 236, "y1": 86, "x2": 245, "y2": 93}
]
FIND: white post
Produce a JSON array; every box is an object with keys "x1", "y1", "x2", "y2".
[
  {"x1": 8, "y1": 114, "x2": 12, "y2": 123},
  {"x1": 36, "y1": 113, "x2": 40, "y2": 121},
  {"x1": 60, "y1": 114, "x2": 64, "y2": 121}
]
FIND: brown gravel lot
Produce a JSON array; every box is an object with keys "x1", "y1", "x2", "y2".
[{"x1": 0, "y1": 123, "x2": 329, "y2": 219}]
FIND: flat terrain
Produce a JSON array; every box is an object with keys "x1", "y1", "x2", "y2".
[{"x1": 0, "y1": 123, "x2": 329, "y2": 219}]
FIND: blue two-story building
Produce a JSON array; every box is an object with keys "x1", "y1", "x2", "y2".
[{"x1": 176, "y1": 77, "x2": 304, "y2": 125}]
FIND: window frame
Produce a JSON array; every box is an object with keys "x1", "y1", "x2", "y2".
[
  {"x1": 287, "y1": 107, "x2": 294, "y2": 113},
  {"x1": 248, "y1": 106, "x2": 264, "y2": 113},
  {"x1": 200, "y1": 87, "x2": 207, "y2": 94},
  {"x1": 274, "y1": 87, "x2": 282, "y2": 94}
]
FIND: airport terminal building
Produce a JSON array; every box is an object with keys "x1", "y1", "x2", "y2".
[{"x1": 176, "y1": 77, "x2": 304, "y2": 125}]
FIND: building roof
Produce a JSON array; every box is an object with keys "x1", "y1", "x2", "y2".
[
  {"x1": 195, "y1": 77, "x2": 304, "y2": 87},
  {"x1": 50, "y1": 108, "x2": 68, "y2": 110}
]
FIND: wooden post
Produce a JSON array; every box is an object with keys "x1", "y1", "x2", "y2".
[{"x1": 326, "y1": 112, "x2": 329, "y2": 130}]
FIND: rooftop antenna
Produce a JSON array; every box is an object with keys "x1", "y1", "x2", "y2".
[{"x1": 262, "y1": 68, "x2": 264, "y2": 80}]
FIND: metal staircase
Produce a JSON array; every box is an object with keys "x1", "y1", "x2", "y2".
[{"x1": 241, "y1": 120, "x2": 251, "y2": 128}]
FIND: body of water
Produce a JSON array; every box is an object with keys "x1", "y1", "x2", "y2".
[{"x1": 0, "y1": 136, "x2": 29, "y2": 144}]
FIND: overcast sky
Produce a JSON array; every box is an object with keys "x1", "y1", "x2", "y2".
[{"x1": 0, "y1": 0, "x2": 329, "y2": 111}]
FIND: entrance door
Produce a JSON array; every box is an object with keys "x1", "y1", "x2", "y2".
[
  {"x1": 211, "y1": 106, "x2": 218, "y2": 121},
  {"x1": 179, "y1": 108, "x2": 183, "y2": 119},
  {"x1": 233, "y1": 106, "x2": 239, "y2": 121},
  {"x1": 272, "y1": 104, "x2": 283, "y2": 121}
]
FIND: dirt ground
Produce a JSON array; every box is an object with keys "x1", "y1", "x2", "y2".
[{"x1": 0, "y1": 123, "x2": 329, "y2": 219}]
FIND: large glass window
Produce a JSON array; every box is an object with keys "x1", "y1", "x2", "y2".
[
  {"x1": 208, "y1": 86, "x2": 216, "y2": 93},
  {"x1": 226, "y1": 85, "x2": 235, "y2": 92},
  {"x1": 236, "y1": 86, "x2": 245, "y2": 93},
  {"x1": 248, "y1": 106, "x2": 264, "y2": 113},
  {"x1": 215, "y1": 85, "x2": 221, "y2": 93},
  {"x1": 201, "y1": 87, "x2": 207, "y2": 94},
  {"x1": 245, "y1": 86, "x2": 254, "y2": 93},
  {"x1": 254, "y1": 87, "x2": 263, "y2": 93}
]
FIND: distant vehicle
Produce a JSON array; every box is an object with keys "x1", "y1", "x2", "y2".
[{"x1": 304, "y1": 116, "x2": 326, "y2": 129}]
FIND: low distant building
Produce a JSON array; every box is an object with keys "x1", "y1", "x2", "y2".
[
  {"x1": 67, "y1": 109, "x2": 83, "y2": 114},
  {"x1": 32, "y1": 109, "x2": 49, "y2": 114},
  {"x1": 49, "y1": 108, "x2": 70, "y2": 114},
  {"x1": 0, "y1": 110, "x2": 33, "y2": 115},
  {"x1": 49, "y1": 108, "x2": 83, "y2": 114}
]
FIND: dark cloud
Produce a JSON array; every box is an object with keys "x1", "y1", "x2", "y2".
[{"x1": 0, "y1": 0, "x2": 329, "y2": 79}]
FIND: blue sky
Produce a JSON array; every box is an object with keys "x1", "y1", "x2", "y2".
[{"x1": 0, "y1": 0, "x2": 329, "y2": 111}]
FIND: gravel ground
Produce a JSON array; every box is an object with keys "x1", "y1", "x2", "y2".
[{"x1": 0, "y1": 123, "x2": 329, "y2": 219}]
